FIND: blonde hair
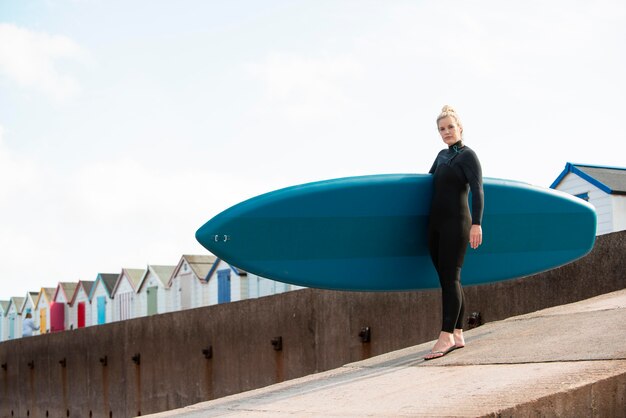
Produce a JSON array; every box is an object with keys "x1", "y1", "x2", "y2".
[{"x1": 436, "y1": 105, "x2": 463, "y2": 135}]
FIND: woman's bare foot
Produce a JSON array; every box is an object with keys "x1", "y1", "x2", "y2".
[
  {"x1": 453, "y1": 328, "x2": 465, "y2": 348},
  {"x1": 424, "y1": 331, "x2": 456, "y2": 360}
]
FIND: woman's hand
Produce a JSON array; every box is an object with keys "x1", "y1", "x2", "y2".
[{"x1": 469, "y1": 224, "x2": 482, "y2": 249}]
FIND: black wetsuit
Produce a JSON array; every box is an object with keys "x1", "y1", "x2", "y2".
[{"x1": 428, "y1": 141, "x2": 483, "y2": 333}]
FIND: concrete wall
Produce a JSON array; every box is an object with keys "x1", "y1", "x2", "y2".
[{"x1": 0, "y1": 230, "x2": 624, "y2": 418}]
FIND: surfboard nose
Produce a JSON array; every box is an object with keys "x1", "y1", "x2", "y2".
[{"x1": 195, "y1": 220, "x2": 217, "y2": 253}]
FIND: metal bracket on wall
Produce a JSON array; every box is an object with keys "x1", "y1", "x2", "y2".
[
  {"x1": 467, "y1": 312, "x2": 482, "y2": 329},
  {"x1": 202, "y1": 346, "x2": 213, "y2": 359},
  {"x1": 271, "y1": 336, "x2": 283, "y2": 351},
  {"x1": 358, "y1": 326, "x2": 371, "y2": 343}
]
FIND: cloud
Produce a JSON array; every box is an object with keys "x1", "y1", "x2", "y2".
[
  {"x1": 0, "y1": 125, "x2": 40, "y2": 201},
  {"x1": 0, "y1": 125, "x2": 49, "y2": 296},
  {"x1": 68, "y1": 158, "x2": 197, "y2": 222},
  {"x1": 0, "y1": 23, "x2": 86, "y2": 101},
  {"x1": 67, "y1": 157, "x2": 276, "y2": 222},
  {"x1": 248, "y1": 52, "x2": 364, "y2": 123}
]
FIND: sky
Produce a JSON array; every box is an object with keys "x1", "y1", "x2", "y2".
[{"x1": 0, "y1": 0, "x2": 625, "y2": 300}]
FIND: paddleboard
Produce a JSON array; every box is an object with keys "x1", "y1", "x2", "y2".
[{"x1": 196, "y1": 174, "x2": 597, "y2": 291}]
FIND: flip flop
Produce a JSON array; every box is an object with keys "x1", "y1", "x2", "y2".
[{"x1": 423, "y1": 345, "x2": 457, "y2": 360}]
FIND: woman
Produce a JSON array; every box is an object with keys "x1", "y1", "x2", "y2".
[
  {"x1": 424, "y1": 105, "x2": 483, "y2": 360},
  {"x1": 22, "y1": 311, "x2": 40, "y2": 337}
]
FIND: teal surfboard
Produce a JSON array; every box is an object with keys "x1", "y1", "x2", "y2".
[{"x1": 195, "y1": 174, "x2": 596, "y2": 291}]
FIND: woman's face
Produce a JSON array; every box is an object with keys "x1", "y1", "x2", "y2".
[{"x1": 438, "y1": 116, "x2": 462, "y2": 146}]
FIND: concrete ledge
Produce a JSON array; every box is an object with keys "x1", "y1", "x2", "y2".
[
  {"x1": 146, "y1": 289, "x2": 626, "y2": 417},
  {"x1": 491, "y1": 370, "x2": 626, "y2": 418}
]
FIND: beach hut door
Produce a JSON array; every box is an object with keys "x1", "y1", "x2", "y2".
[
  {"x1": 218, "y1": 270, "x2": 231, "y2": 304},
  {"x1": 77, "y1": 302, "x2": 86, "y2": 328},
  {"x1": 50, "y1": 302, "x2": 65, "y2": 332},
  {"x1": 8, "y1": 314, "x2": 15, "y2": 339},
  {"x1": 147, "y1": 286, "x2": 158, "y2": 315},
  {"x1": 40, "y1": 309, "x2": 47, "y2": 334},
  {"x1": 97, "y1": 296, "x2": 106, "y2": 324}
]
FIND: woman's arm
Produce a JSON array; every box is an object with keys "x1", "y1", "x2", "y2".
[{"x1": 462, "y1": 150, "x2": 484, "y2": 249}]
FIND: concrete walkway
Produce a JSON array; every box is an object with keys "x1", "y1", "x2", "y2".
[{"x1": 145, "y1": 289, "x2": 626, "y2": 417}]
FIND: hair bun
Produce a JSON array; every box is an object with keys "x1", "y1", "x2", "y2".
[
  {"x1": 436, "y1": 105, "x2": 462, "y2": 133},
  {"x1": 441, "y1": 105, "x2": 456, "y2": 113}
]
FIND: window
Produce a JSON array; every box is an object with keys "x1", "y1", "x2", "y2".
[{"x1": 575, "y1": 192, "x2": 589, "y2": 201}]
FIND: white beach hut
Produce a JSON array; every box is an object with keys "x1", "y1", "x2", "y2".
[
  {"x1": 6, "y1": 297, "x2": 24, "y2": 340},
  {"x1": 110, "y1": 268, "x2": 144, "y2": 322},
  {"x1": 69, "y1": 280, "x2": 94, "y2": 329},
  {"x1": 20, "y1": 292, "x2": 38, "y2": 314},
  {"x1": 168, "y1": 255, "x2": 217, "y2": 311},
  {"x1": 52, "y1": 282, "x2": 78, "y2": 332},
  {"x1": 34, "y1": 288, "x2": 55, "y2": 334},
  {"x1": 136, "y1": 265, "x2": 175, "y2": 317},
  {"x1": 205, "y1": 259, "x2": 302, "y2": 305},
  {"x1": 551, "y1": 163, "x2": 626, "y2": 235},
  {"x1": 0, "y1": 301, "x2": 9, "y2": 341},
  {"x1": 88, "y1": 273, "x2": 118, "y2": 326}
]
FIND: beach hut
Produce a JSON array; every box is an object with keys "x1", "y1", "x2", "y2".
[
  {"x1": 52, "y1": 282, "x2": 78, "y2": 332},
  {"x1": 69, "y1": 280, "x2": 94, "y2": 329},
  {"x1": 0, "y1": 301, "x2": 9, "y2": 341},
  {"x1": 110, "y1": 268, "x2": 144, "y2": 321},
  {"x1": 19, "y1": 292, "x2": 39, "y2": 335},
  {"x1": 34, "y1": 288, "x2": 55, "y2": 334},
  {"x1": 168, "y1": 255, "x2": 216, "y2": 311},
  {"x1": 6, "y1": 297, "x2": 24, "y2": 339},
  {"x1": 205, "y1": 259, "x2": 302, "y2": 305},
  {"x1": 88, "y1": 273, "x2": 118, "y2": 326},
  {"x1": 136, "y1": 265, "x2": 175, "y2": 317},
  {"x1": 551, "y1": 163, "x2": 626, "y2": 235},
  {"x1": 20, "y1": 292, "x2": 38, "y2": 314},
  {"x1": 205, "y1": 259, "x2": 246, "y2": 305}
]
